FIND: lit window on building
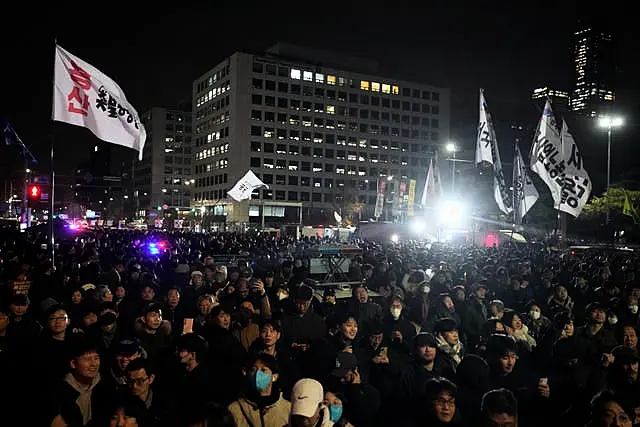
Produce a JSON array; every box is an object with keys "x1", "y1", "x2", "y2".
[
  {"x1": 360, "y1": 81, "x2": 370, "y2": 91},
  {"x1": 303, "y1": 71, "x2": 313, "y2": 81},
  {"x1": 315, "y1": 73, "x2": 324, "y2": 83},
  {"x1": 327, "y1": 75, "x2": 336, "y2": 85},
  {"x1": 326, "y1": 105, "x2": 335, "y2": 115},
  {"x1": 371, "y1": 82, "x2": 380, "y2": 92},
  {"x1": 392, "y1": 86, "x2": 399, "y2": 95},
  {"x1": 381, "y1": 84, "x2": 391, "y2": 94},
  {"x1": 338, "y1": 77, "x2": 345, "y2": 86},
  {"x1": 290, "y1": 69, "x2": 301, "y2": 80}
]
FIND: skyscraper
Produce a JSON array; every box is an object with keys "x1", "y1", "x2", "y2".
[
  {"x1": 531, "y1": 87, "x2": 570, "y2": 113},
  {"x1": 569, "y1": 21, "x2": 615, "y2": 117}
]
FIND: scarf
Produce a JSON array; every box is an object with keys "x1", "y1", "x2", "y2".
[{"x1": 436, "y1": 334, "x2": 463, "y2": 365}]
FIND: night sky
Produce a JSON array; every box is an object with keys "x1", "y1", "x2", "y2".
[{"x1": 2, "y1": 1, "x2": 638, "y2": 191}]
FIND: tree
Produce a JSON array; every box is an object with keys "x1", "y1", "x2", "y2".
[{"x1": 581, "y1": 187, "x2": 640, "y2": 219}]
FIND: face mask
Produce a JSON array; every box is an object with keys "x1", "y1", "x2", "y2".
[
  {"x1": 278, "y1": 292, "x2": 288, "y2": 301},
  {"x1": 253, "y1": 370, "x2": 272, "y2": 392},
  {"x1": 329, "y1": 404, "x2": 343, "y2": 422},
  {"x1": 608, "y1": 316, "x2": 618, "y2": 325},
  {"x1": 391, "y1": 308, "x2": 402, "y2": 320},
  {"x1": 423, "y1": 285, "x2": 430, "y2": 294},
  {"x1": 530, "y1": 310, "x2": 541, "y2": 320},
  {"x1": 630, "y1": 305, "x2": 639, "y2": 314}
]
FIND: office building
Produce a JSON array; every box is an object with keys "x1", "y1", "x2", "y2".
[
  {"x1": 531, "y1": 87, "x2": 570, "y2": 113},
  {"x1": 569, "y1": 22, "x2": 615, "y2": 117},
  {"x1": 136, "y1": 108, "x2": 193, "y2": 216},
  {"x1": 192, "y1": 43, "x2": 450, "y2": 226}
]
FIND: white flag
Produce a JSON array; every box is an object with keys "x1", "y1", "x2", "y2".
[
  {"x1": 529, "y1": 100, "x2": 562, "y2": 206},
  {"x1": 421, "y1": 159, "x2": 436, "y2": 206},
  {"x1": 559, "y1": 120, "x2": 592, "y2": 217},
  {"x1": 53, "y1": 45, "x2": 146, "y2": 160},
  {"x1": 513, "y1": 143, "x2": 538, "y2": 223},
  {"x1": 476, "y1": 89, "x2": 512, "y2": 214},
  {"x1": 227, "y1": 170, "x2": 268, "y2": 202}
]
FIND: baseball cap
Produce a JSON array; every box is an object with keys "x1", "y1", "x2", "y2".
[
  {"x1": 331, "y1": 351, "x2": 358, "y2": 378},
  {"x1": 290, "y1": 378, "x2": 324, "y2": 418},
  {"x1": 413, "y1": 332, "x2": 438, "y2": 349},
  {"x1": 11, "y1": 294, "x2": 30, "y2": 306},
  {"x1": 114, "y1": 339, "x2": 141, "y2": 356}
]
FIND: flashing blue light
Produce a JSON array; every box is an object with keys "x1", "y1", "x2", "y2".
[{"x1": 148, "y1": 242, "x2": 160, "y2": 255}]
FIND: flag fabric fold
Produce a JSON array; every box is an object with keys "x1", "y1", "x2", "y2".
[
  {"x1": 227, "y1": 170, "x2": 269, "y2": 202},
  {"x1": 475, "y1": 89, "x2": 512, "y2": 214},
  {"x1": 3, "y1": 119, "x2": 37, "y2": 163},
  {"x1": 529, "y1": 100, "x2": 591, "y2": 217},
  {"x1": 53, "y1": 45, "x2": 146, "y2": 160},
  {"x1": 421, "y1": 159, "x2": 437, "y2": 207},
  {"x1": 513, "y1": 143, "x2": 538, "y2": 223}
]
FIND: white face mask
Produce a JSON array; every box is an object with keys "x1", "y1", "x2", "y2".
[
  {"x1": 530, "y1": 310, "x2": 541, "y2": 321},
  {"x1": 608, "y1": 316, "x2": 618, "y2": 325},
  {"x1": 630, "y1": 305, "x2": 639, "y2": 314},
  {"x1": 423, "y1": 285, "x2": 430, "y2": 294},
  {"x1": 391, "y1": 308, "x2": 402, "y2": 320}
]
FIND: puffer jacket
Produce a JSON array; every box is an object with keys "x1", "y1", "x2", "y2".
[{"x1": 228, "y1": 393, "x2": 291, "y2": 427}]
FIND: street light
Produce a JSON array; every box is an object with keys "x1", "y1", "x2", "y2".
[
  {"x1": 598, "y1": 115, "x2": 624, "y2": 224},
  {"x1": 446, "y1": 142, "x2": 457, "y2": 193}
]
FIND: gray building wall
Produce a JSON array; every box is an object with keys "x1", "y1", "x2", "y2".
[
  {"x1": 137, "y1": 107, "x2": 192, "y2": 214},
  {"x1": 192, "y1": 47, "x2": 450, "y2": 223}
]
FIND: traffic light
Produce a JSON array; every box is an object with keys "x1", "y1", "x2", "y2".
[
  {"x1": 29, "y1": 185, "x2": 40, "y2": 200},
  {"x1": 28, "y1": 185, "x2": 43, "y2": 208}
]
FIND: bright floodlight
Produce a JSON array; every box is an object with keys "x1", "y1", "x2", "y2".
[
  {"x1": 387, "y1": 175, "x2": 393, "y2": 181},
  {"x1": 446, "y1": 142, "x2": 457, "y2": 152},
  {"x1": 411, "y1": 219, "x2": 425, "y2": 234},
  {"x1": 439, "y1": 200, "x2": 465, "y2": 226},
  {"x1": 598, "y1": 116, "x2": 624, "y2": 128},
  {"x1": 391, "y1": 234, "x2": 399, "y2": 243}
]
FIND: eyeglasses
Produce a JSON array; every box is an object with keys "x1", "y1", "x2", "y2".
[
  {"x1": 433, "y1": 398, "x2": 456, "y2": 407},
  {"x1": 127, "y1": 377, "x2": 148, "y2": 386},
  {"x1": 48, "y1": 315, "x2": 69, "y2": 322}
]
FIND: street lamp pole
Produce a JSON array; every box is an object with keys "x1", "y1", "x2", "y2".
[
  {"x1": 446, "y1": 142, "x2": 457, "y2": 193},
  {"x1": 598, "y1": 116, "x2": 623, "y2": 225}
]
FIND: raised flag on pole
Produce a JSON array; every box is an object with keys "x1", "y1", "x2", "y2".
[
  {"x1": 530, "y1": 100, "x2": 562, "y2": 206},
  {"x1": 475, "y1": 89, "x2": 512, "y2": 214},
  {"x1": 53, "y1": 45, "x2": 146, "y2": 160},
  {"x1": 3, "y1": 119, "x2": 37, "y2": 163},
  {"x1": 558, "y1": 120, "x2": 592, "y2": 217},
  {"x1": 529, "y1": 100, "x2": 591, "y2": 217},
  {"x1": 513, "y1": 143, "x2": 538, "y2": 223},
  {"x1": 421, "y1": 159, "x2": 437, "y2": 207},
  {"x1": 227, "y1": 170, "x2": 269, "y2": 202}
]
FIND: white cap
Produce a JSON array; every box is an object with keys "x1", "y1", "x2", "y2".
[{"x1": 290, "y1": 378, "x2": 323, "y2": 418}]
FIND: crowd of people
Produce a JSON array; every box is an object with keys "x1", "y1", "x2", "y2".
[{"x1": 1, "y1": 227, "x2": 639, "y2": 427}]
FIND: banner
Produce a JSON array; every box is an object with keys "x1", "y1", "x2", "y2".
[
  {"x1": 513, "y1": 143, "x2": 539, "y2": 223},
  {"x1": 558, "y1": 120, "x2": 592, "y2": 217},
  {"x1": 475, "y1": 89, "x2": 512, "y2": 214},
  {"x1": 374, "y1": 179, "x2": 386, "y2": 218},
  {"x1": 407, "y1": 179, "x2": 416, "y2": 216},
  {"x1": 53, "y1": 45, "x2": 146, "y2": 160},
  {"x1": 530, "y1": 101, "x2": 591, "y2": 217},
  {"x1": 228, "y1": 170, "x2": 269, "y2": 202}
]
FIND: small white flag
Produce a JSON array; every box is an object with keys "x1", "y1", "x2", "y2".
[
  {"x1": 421, "y1": 159, "x2": 437, "y2": 206},
  {"x1": 513, "y1": 143, "x2": 539, "y2": 223},
  {"x1": 227, "y1": 170, "x2": 268, "y2": 202},
  {"x1": 53, "y1": 45, "x2": 146, "y2": 160}
]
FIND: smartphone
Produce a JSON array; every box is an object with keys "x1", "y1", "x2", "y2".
[
  {"x1": 183, "y1": 318, "x2": 194, "y2": 335},
  {"x1": 379, "y1": 346, "x2": 388, "y2": 358},
  {"x1": 539, "y1": 377, "x2": 548, "y2": 386}
]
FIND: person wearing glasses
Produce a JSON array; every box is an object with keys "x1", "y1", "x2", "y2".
[
  {"x1": 124, "y1": 358, "x2": 172, "y2": 425},
  {"x1": 409, "y1": 377, "x2": 461, "y2": 426}
]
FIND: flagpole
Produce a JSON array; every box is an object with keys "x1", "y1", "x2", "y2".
[{"x1": 49, "y1": 38, "x2": 57, "y2": 263}]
